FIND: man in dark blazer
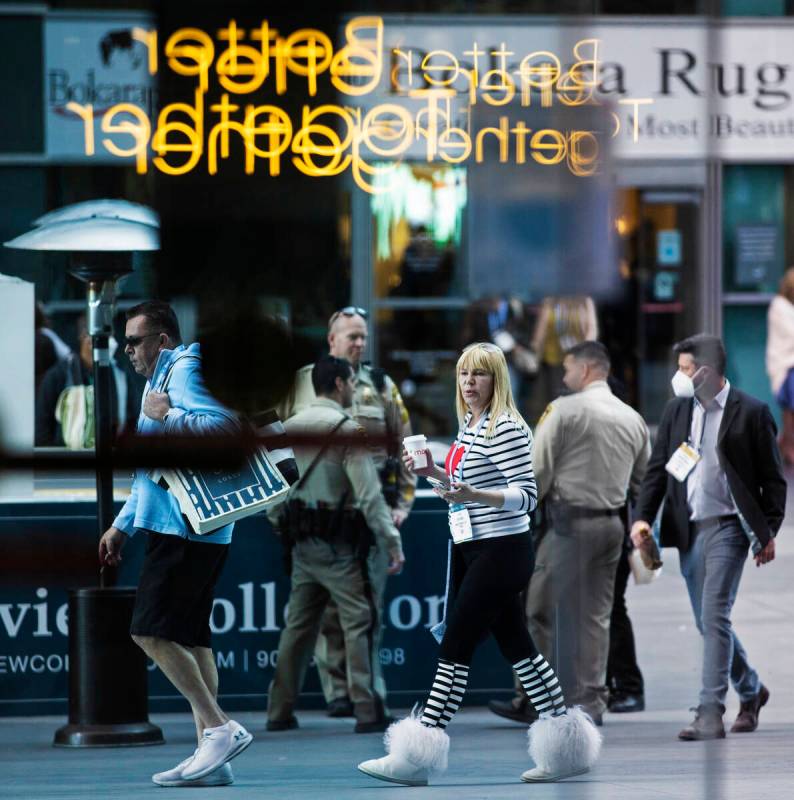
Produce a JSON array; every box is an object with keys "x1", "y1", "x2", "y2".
[{"x1": 631, "y1": 334, "x2": 785, "y2": 741}]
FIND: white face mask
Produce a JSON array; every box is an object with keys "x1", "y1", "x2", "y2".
[{"x1": 671, "y1": 370, "x2": 695, "y2": 398}]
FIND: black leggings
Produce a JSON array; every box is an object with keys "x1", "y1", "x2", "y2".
[{"x1": 439, "y1": 532, "x2": 538, "y2": 666}]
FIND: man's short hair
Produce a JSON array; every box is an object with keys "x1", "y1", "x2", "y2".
[
  {"x1": 312, "y1": 355, "x2": 353, "y2": 395},
  {"x1": 565, "y1": 340, "x2": 611, "y2": 374},
  {"x1": 126, "y1": 300, "x2": 182, "y2": 344},
  {"x1": 673, "y1": 333, "x2": 726, "y2": 376}
]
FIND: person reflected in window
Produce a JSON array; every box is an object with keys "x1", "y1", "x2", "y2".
[
  {"x1": 766, "y1": 267, "x2": 794, "y2": 464},
  {"x1": 529, "y1": 296, "x2": 598, "y2": 422}
]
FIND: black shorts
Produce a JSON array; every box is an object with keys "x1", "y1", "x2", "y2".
[{"x1": 130, "y1": 531, "x2": 229, "y2": 649}]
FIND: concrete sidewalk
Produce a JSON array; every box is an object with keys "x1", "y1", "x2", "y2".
[{"x1": 3, "y1": 489, "x2": 794, "y2": 799}]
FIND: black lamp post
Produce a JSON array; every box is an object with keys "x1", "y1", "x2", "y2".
[{"x1": 5, "y1": 208, "x2": 164, "y2": 747}]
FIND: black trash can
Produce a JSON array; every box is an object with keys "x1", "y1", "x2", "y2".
[{"x1": 53, "y1": 587, "x2": 164, "y2": 747}]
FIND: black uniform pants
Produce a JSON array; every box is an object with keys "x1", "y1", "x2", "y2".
[{"x1": 606, "y1": 536, "x2": 645, "y2": 697}]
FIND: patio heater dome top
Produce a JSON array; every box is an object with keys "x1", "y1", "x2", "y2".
[
  {"x1": 33, "y1": 199, "x2": 160, "y2": 229},
  {"x1": 3, "y1": 217, "x2": 160, "y2": 253}
]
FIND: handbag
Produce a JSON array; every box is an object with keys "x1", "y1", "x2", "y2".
[
  {"x1": 54, "y1": 357, "x2": 95, "y2": 450},
  {"x1": 151, "y1": 353, "x2": 290, "y2": 535}
]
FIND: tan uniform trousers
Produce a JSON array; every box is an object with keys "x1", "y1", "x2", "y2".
[
  {"x1": 267, "y1": 538, "x2": 380, "y2": 724},
  {"x1": 525, "y1": 507, "x2": 624, "y2": 716},
  {"x1": 314, "y1": 542, "x2": 389, "y2": 710}
]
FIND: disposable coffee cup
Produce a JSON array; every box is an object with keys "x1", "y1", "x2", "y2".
[{"x1": 403, "y1": 434, "x2": 429, "y2": 469}]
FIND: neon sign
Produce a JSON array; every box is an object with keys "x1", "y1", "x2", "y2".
[{"x1": 65, "y1": 17, "x2": 648, "y2": 192}]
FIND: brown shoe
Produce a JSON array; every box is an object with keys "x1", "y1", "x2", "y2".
[
  {"x1": 730, "y1": 685, "x2": 770, "y2": 733},
  {"x1": 488, "y1": 697, "x2": 539, "y2": 725},
  {"x1": 678, "y1": 706, "x2": 725, "y2": 740}
]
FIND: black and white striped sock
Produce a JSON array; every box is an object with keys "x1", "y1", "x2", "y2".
[
  {"x1": 420, "y1": 659, "x2": 469, "y2": 729},
  {"x1": 513, "y1": 654, "x2": 566, "y2": 717}
]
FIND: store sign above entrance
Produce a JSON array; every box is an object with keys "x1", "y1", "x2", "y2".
[{"x1": 46, "y1": 15, "x2": 794, "y2": 191}]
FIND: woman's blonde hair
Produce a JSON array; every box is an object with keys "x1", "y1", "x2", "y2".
[{"x1": 455, "y1": 342, "x2": 529, "y2": 438}]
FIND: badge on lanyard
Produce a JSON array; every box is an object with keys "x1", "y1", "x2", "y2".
[
  {"x1": 665, "y1": 406, "x2": 704, "y2": 483},
  {"x1": 665, "y1": 442, "x2": 701, "y2": 483},
  {"x1": 449, "y1": 502, "x2": 474, "y2": 543},
  {"x1": 445, "y1": 414, "x2": 487, "y2": 543}
]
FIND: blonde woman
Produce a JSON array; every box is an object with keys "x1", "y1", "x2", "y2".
[
  {"x1": 358, "y1": 343, "x2": 601, "y2": 787},
  {"x1": 766, "y1": 267, "x2": 794, "y2": 463}
]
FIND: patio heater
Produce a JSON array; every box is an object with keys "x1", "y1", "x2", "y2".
[{"x1": 5, "y1": 204, "x2": 164, "y2": 747}]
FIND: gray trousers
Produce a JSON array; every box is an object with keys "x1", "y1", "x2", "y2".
[
  {"x1": 679, "y1": 517, "x2": 761, "y2": 709},
  {"x1": 267, "y1": 540, "x2": 380, "y2": 724},
  {"x1": 527, "y1": 507, "x2": 624, "y2": 715},
  {"x1": 314, "y1": 545, "x2": 389, "y2": 710}
]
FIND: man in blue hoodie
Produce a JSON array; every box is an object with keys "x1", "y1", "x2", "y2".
[{"x1": 98, "y1": 300, "x2": 252, "y2": 787}]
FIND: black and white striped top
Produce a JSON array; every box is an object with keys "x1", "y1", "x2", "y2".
[{"x1": 445, "y1": 410, "x2": 538, "y2": 540}]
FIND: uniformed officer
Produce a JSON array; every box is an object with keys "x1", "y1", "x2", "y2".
[
  {"x1": 488, "y1": 341, "x2": 650, "y2": 725},
  {"x1": 279, "y1": 307, "x2": 416, "y2": 717},
  {"x1": 266, "y1": 355, "x2": 405, "y2": 733}
]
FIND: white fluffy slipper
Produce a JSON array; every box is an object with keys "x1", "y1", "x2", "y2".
[
  {"x1": 358, "y1": 714, "x2": 449, "y2": 786},
  {"x1": 524, "y1": 707, "x2": 602, "y2": 782}
]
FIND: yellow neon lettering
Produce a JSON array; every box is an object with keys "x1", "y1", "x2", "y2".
[
  {"x1": 101, "y1": 103, "x2": 151, "y2": 174},
  {"x1": 132, "y1": 27, "x2": 158, "y2": 75},
  {"x1": 390, "y1": 48, "x2": 413, "y2": 92},
  {"x1": 243, "y1": 104, "x2": 292, "y2": 175},
  {"x1": 165, "y1": 28, "x2": 215, "y2": 93},
  {"x1": 330, "y1": 16, "x2": 383, "y2": 96},
  {"x1": 66, "y1": 102, "x2": 95, "y2": 155},
  {"x1": 568, "y1": 130, "x2": 600, "y2": 176},
  {"x1": 474, "y1": 116, "x2": 510, "y2": 163},
  {"x1": 421, "y1": 50, "x2": 459, "y2": 87},
  {"x1": 437, "y1": 127, "x2": 471, "y2": 164},
  {"x1": 284, "y1": 29, "x2": 333, "y2": 97},
  {"x1": 530, "y1": 128, "x2": 566, "y2": 165},
  {"x1": 152, "y1": 90, "x2": 204, "y2": 175}
]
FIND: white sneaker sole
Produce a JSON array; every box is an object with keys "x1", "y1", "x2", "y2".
[
  {"x1": 153, "y1": 773, "x2": 234, "y2": 787},
  {"x1": 181, "y1": 733, "x2": 253, "y2": 782},
  {"x1": 357, "y1": 763, "x2": 428, "y2": 787},
  {"x1": 521, "y1": 766, "x2": 590, "y2": 783}
]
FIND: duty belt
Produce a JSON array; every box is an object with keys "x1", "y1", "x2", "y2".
[{"x1": 552, "y1": 504, "x2": 622, "y2": 519}]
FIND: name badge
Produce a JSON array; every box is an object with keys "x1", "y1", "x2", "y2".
[
  {"x1": 448, "y1": 503, "x2": 474, "y2": 543},
  {"x1": 665, "y1": 442, "x2": 701, "y2": 483}
]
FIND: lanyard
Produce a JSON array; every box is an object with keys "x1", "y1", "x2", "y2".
[
  {"x1": 689, "y1": 401, "x2": 709, "y2": 454},
  {"x1": 448, "y1": 412, "x2": 489, "y2": 483}
]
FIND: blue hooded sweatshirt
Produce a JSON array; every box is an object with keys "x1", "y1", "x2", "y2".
[{"x1": 113, "y1": 343, "x2": 240, "y2": 544}]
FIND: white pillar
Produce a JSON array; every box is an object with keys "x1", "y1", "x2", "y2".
[{"x1": 0, "y1": 274, "x2": 34, "y2": 497}]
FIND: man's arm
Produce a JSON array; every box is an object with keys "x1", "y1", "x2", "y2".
[
  {"x1": 754, "y1": 404, "x2": 787, "y2": 536},
  {"x1": 112, "y1": 476, "x2": 140, "y2": 536},
  {"x1": 629, "y1": 422, "x2": 652, "y2": 501},
  {"x1": 344, "y1": 431, "x2": 404, "y2": 572},
  {"x1": 633, "y1": 400, "x2": 676, "y2": 527},
  {"x1": 157, "y1": 361, "x2": 240, "y2": 437},
  {"x1": 533, "y1": 403, "x2": 563, "y2": 501}
]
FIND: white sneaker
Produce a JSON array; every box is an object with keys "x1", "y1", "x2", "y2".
[
  {"x1": 358, "y1": 754, "x2": 429, "y2": 786},
  {"x1": 180, "y1": 720, "x2": 252, "y2": 781},
  {"x1": 521, "y1": 766, "x2": 589, "y2": 783},
  {"x1": 152, "y1": 750, "x2": 198, "y2": 786},
  {"x1": 153, "y1": 761, "x2": 234, "y2": 787}
]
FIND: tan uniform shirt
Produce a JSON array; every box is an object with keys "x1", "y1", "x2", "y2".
[
  {"x1": 279, "y1": 362, "x2": 416, "y2": 514},
  {"x1": 268, "y1": 398, "x2": 402, "y2": 554},
  {"x1": 534, "y1": 380, "x2": 651, "y2": 509}
]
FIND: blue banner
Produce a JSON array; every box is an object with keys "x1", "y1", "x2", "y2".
[{"x1": 0, "y1": 497, "x2": 515, "y2": 716}]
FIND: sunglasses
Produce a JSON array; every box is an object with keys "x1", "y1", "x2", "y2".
[
  {"x1": 124, "y1": 332, "x2": 160, "y2": 348},
  {"x1": 329, "y1": 306, "x2": 368, "y2": 326}
]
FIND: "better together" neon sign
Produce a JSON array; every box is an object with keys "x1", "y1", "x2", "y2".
[{"x1": 67, "y1": 17, "x2": 644, "y2": 192}]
